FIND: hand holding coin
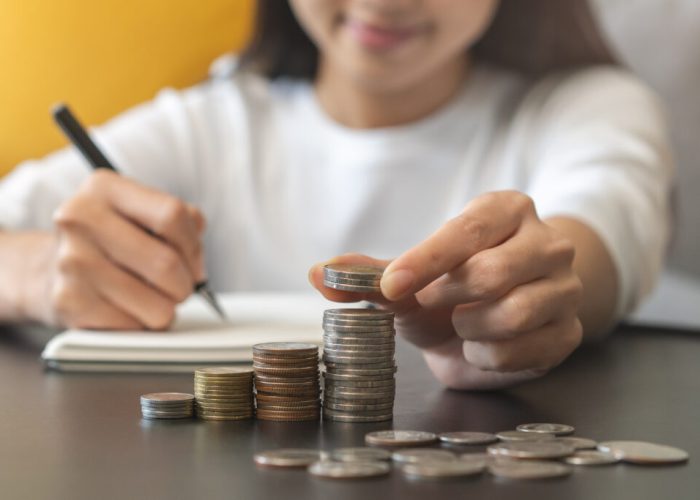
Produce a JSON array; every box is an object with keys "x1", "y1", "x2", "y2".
[{"x1": 309, "y1": 190, "x2": 583, "y2": 390}]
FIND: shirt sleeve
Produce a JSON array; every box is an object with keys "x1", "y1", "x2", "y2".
[
  {"x1": 524, "y1": 67, "x2": 674, "y2": 319},
  {"x1": 0, "y1": 83, "x2": 216, "y2": 232}
]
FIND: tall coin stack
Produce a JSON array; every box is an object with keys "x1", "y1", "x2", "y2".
[
  {"x1": 253, "y1": 343, "x2": 321, "y2": 422},
  {"x1": 194, "y1": 367, "x2": 255, "y2": 421},
  {"x1": 321, "y1": 305, "x2": 396, "y2": 422}
]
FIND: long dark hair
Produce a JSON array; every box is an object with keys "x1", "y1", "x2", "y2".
[{"x1": 241, "y1": 0, "x2": 616, "y2": 80}]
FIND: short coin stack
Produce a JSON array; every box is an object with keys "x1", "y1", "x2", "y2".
[
  {"x1": 140, "y1": 392, "x2": 194, "y2": 419},
  {"x1": 322, "y1": 308, "x2": 397, "y2": 422},
  {"x1": 253, "y1": 342, "x2": 321, "y2": 421},
  {"x1": 194, "y1": 367, "x2": 255, "y2": 421},
  {"x1": 323, "y1": 264, "x2": 383, "y2": 293}
]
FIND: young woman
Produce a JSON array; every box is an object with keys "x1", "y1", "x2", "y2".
[{"x1": 0, "y1": 0, "x2": 673, "y2": 389}]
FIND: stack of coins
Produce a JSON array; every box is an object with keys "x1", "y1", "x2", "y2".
[
  {"x1": 323, "y1": 264, "x2": 383, "y2": 293},
  {"x1": 140, "y1": 392, "x2": 194, "y2": 419},
  {"x1": 321, "y1": 308, "x2": 396, "y2": 422},
  {"x1": 253, "y1": 342, "x2": 321, "y2": 421},
  {"x1": 194, "y1": 367, "x2": 255, "y2": 421}
]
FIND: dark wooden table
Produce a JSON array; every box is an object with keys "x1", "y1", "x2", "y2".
[{"x1": 0, "y1": 323, "x2": 698, "y2": 500}]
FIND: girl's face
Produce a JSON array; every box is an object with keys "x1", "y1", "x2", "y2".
[{"x1": 289, "y1": 0, "x2": 500, "y2": 92}]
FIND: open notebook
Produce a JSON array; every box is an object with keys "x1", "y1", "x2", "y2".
[{"x1": 41, "y1": 293, "x2": 340, "y2": 372}]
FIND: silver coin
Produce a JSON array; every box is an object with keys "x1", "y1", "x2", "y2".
[
  {"x1": 322, "y1": 336, "x2": 395, "y2": 346},
  {"x1": 140, "y1": 402, "x2": 194, "y2": 410},
  {"x1": 488, "y1": 441, "x2": 574, "y2": 460},
  {"x1": 324, "y1": 281, "x2": 381, "y2": 293},
  {"x1": 324, "y1": 366, "x2": 397, "y2": 377},
  {"x1": 322, "y1": 371, "x2": 396, "y2": 382},
  {"x1": 402, "y1": 460, "x2": 486, "y2": 479},
  {"x1": 140, "y1": 392, "x2": 195, "y2": 403},
  {"x1": 254, "y1": 449, "x2": 322, "y2": 468},
  {"x1": 323, "y1": 401, "x2": 394, "y2": 412},
  {"x1": 565, "y1": 450, "x2": 620, "y2": 466},
  {"x1": 323, "y1": 343, "x2": 395, "y2": 353},
  {"x1": 323, "y1": 318, "x2": 394, "y2": 328},
  {"x1": 489, "y1": 460, "x2": 572, "y2": 480},
  {"x1": 459, "y1": 453, "x2": 490, "y2": 467},
  {"x1": 439, "y1": 432, "x2": 498, "y2": 446},
  {"x1": 323, "y1": 264, "x2": 385, "y2": 279},
  {"x1": 324, "y1": 308, "x2": 394, "y2": 321},
  {"x1": 556, "y1": 437, "x2": 597, "y2": 450},
  {"x1": 308, "y1": 460, "x2": 390, "y2": 479},
  {"x1": 323, "y1": 380, "x2": 395, "y2": 390},
  {"x1": 322, "y1": 348, "x2": 395, "y2": 358},
  {"x1": 323, "y1": 276, "x2": 381, "y2": 286},
  {"x1": 497, "y1": 430, "x2": 555, "y2": 442},
  {"x1": 323, "y1": 357, "x2": 395, "y2": 367},
  {"x1": 323, "y1": 410, "x2": 393, "y2": 423},
  {"x1": 141, "y1": 408, "x2": 193, "y2": 416},
  {"x1": 323, "y1": 325, "x2": 395, "y2": 334},
  {"x1": 366, "y1": 430, "x2": 438, "y2": 447},
  {"x1": 330, "y1": 447, "x2": 392, "y2": 462},
  {"x1": 142, "y1": 413, "x2": 193, "y2": 420},
  {"x1": 392, "y1": 448, "x2": 456, "y2": 464},
  {"x1": 324, "y1": 389, "x2": 395, "y2": 400},
  {"x1": 597, "y1": 441, "x2": 689, "y2": 464},
  {"x1": 252, "y1": 342, "x2": 319, "y2": 356},
  {"x1": 323, "y1": 401, "x2": 394, "y2": 417},
  {"x1": 516, "y1": 423, "x2": 575, "y2": 436}
]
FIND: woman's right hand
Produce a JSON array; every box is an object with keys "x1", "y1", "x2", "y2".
[{"x1": 33, "y1": 170, "x2": 206, "y2": 330}]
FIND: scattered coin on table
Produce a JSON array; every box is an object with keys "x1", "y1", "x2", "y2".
[
  {"x1": 365, "y1": 430, "x2": 438, "y2": 447},
  {"x1": 489, "y1": 459, "x2": 572, "y2": 480},
  {"x1": 402, "y1": 460, "x2": 486, "y2": 480},
  {"x1": 439, "y1": 431, "x2": 499, "y2": 446},
  {"x1": 516, "y1": 423, "x2": 575, "y2": 435},
  {"x1": 597, "y1": 441, "x2": 690, "y2": 464},
  {"x1": 391, "y1": 448, "x2": 457, "y2": 464},
  {"x1": 496, "y1": 430, "x2": 556, "y2": 442},
  {"x1": 555, "y1": 436, "x2": 598, "y2": 450},
  {"x1": 487, "y1": 441, "x2": 575, "y2": 460},
  {"x1": 254, "y1": 449, "x2": 323, "y2": 468},
  {"x1": 565, "y1": 450, "x2": 620, "y2": 466},
  {"x1": 309, "y1": 461, "x2": 391, "y2": 479},
  {"x1": 330, "y1": 447, "x2": 392, "y2": 462}
]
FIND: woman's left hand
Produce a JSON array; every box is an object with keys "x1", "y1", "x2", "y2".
[{"x1": 309, "y1": 190, "x2": 583, "y2": 390}]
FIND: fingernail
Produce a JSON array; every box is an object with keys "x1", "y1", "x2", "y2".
[{"x1": 381, "y1": 269, "x2": 414, "y2": 300}]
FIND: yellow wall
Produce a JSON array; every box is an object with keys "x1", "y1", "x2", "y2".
[{"x1": 0, "y1": 0, "x2": 254, "y2": 177}]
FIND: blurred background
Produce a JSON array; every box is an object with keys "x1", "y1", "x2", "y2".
[{"x1": 0, "y1": 0, "x2": 697, "y2": 327}]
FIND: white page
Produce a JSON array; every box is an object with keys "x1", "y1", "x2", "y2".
[{"x1": 41, "y1": 293, "x2": 350, "y2": 370}]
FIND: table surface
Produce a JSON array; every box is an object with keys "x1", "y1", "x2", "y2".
[{"x1": 1, "y1": 323, "x2": 698, "y2": 500}]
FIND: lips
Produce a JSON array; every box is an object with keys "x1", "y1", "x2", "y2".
[{"x1": 344, "y1": 19, "x2": 421, "y2": 51}]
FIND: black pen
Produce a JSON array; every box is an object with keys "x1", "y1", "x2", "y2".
[{"x1": 51, "y1": 103, "x2": 227, "y2": 321}]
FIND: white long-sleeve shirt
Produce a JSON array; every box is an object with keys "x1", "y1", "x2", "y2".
[{"x1": 0, "y1": 63, "x2": 673, "y2": 318}]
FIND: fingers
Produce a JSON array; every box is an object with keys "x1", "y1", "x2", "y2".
[
  {"x1": 56, "y1": 198, "x2": 193, "y2": 302},
  {"x1": 81, "y1": 171, "x2": 206, "y2": 281},
  {"x1": 381, "y1": 192, "x2": 537, "y2": 301},
  {"x1": 451, "y1": 273, "x2": 582, "y2": 341},
  {"x1": 461, "y1": 317, "x2": 583, "y2": 373},
  {"x1": 421, "y1": 336, "x2": 548, "y2": 390},
  {"x1": 50, "y1": 274, "x2": 144, "y2": 331},
  {"x1": 415, "y1": 222, "x2": 575, "y2": 309},
  {"x1": 52, "y1": 231, "x2": 178, "y2": 330}
]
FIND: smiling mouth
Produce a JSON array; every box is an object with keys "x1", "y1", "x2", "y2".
[{"x1": 343, "y1": 18, "x2": 424, "y2": 51}]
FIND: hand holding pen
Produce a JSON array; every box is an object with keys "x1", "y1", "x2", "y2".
[{"x1": 43, "y1": 104, "x2": 226, "y2": 329}]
